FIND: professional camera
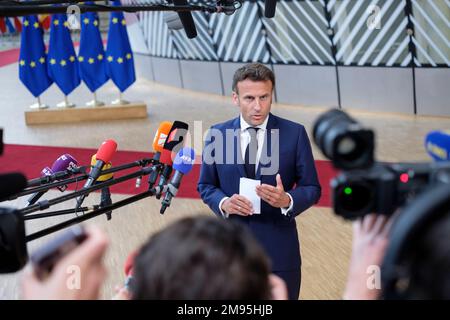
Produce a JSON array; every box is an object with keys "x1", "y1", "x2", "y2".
[{"x1": 313, "y1": 109, "x2": 450, "y2": 220}]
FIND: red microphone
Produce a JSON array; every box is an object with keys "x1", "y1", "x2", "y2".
[{"x1": 76, "y1": 139, "x2": 117, "y2": 208}]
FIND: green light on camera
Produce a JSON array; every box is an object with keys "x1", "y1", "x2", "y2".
[{"x1": 344, "y1": 187, "x2": 353, "y2": 195}]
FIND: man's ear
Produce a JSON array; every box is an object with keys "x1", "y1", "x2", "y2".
[
  {"x1": 268, "y1": 274, "x2": 289, "y2": 300},
  {"x1": 232, "y1": 91, "x2": 239, "y2": 107}
]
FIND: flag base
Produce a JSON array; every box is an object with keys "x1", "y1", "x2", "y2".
[
  {"x1": 56, "y1": 100, "x2": 76, "y2": 108},
  {"x1": 111, "y1": 98, "x2": 130, "y2": 105},
  {"x1": 29, "y1": 102, "x2": 49, "y2": 110},
  {"x1": 86, "y1": 100, "x2": 105, "y2": 107}
]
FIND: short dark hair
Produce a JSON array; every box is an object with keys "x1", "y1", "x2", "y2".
[
  {"x1": 406, "y1": 211, "x2": 450, "y2": 299},
  {"x1": 232, "y1": 63, "x2": 275, "y2": 94},
  {"x1": 132, "y1": 216, "x2": 272, "y2": 300}
]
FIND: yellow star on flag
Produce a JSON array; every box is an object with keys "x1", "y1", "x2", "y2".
[
  {"x1": 112, "y1": 18, "x2": 118, "y2": 24},
  {"x1": 84, "y1": 18, "x2": 89, "y2": 25},
  {"x1": 78, "y1": 56, "x2": 84, "y2": 62},
  {"x1": 117, "y1": 57, "x2": 123, "y2": 64},
  {"x1": 53, "y1": 19, "x2": 59, "y2": 26},
  {"x1": 126, "y1": 53, "x2": 132, "y2": 60},
  {"x1": 19, "y1": 60, "x2": 25, "y2": 66},
  {"x1": 23, "y1": 20, "x2": 29, "y2": 27},
  {"x1": 97, "y1": 54, "x2": 103, "y2": 61},
  {"x1": 88, "y1": 58, "x2": 95, "y2": 64},
  {"x1": 60, "y1": 60, "x2": 66, "y2": 66},
  {"x1": 39, "y1": 57, "x2": 45, "y2": 64},
  {"x1": 50, "y1": 59, "x2": 56, "y2": 65},
  {"x1": 121, "y1": 19, "x2": 126, "y2": 26},
  {"x1": 30, "y1": 61, "x2": 36, "y2": 68},
  {"x1": 107, "y1": 56, "x2": 113, "y2": 62},
  {"x1": 93, "y1": 20, "x2": 98, "y2": 27},
  {"x1": 33, "y1": 22, "x2": 39, "y2": 29},
  {"x1": 69, "y1": 56, "x2": 75, "y2": 62}
]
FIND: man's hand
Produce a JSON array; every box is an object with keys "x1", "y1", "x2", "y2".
[
  {"x1": 221, "y1": 194, "x2": 253, "y2": 216},
  {"x1": 21, "y1": 226, "x2": 109, "y2": 300},
  {"x1": 256, "y1": 174, "x2": 291, "y2": 208}
]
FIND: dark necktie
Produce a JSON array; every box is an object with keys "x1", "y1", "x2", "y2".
[{"x1": 244, "y1": 127, "x2": 259, "y2": 179}]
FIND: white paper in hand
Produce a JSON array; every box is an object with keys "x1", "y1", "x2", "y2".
[{"x1": 239, "y1": 177, "x2": 261, "y2": 214}]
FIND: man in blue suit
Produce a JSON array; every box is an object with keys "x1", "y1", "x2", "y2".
[{"x1": 198, "y1": 63, "x2": 321, "y2": 300}]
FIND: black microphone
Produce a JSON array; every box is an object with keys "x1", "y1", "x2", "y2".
[
  {"x1": 0, "y1": 173, "x2": 27, "y2": 202},
  {"x1": 155, "y1": 121, "x2": 189, "y2": 199},
  {"x1": 170, "y1": 0, "x2": 197, "y2": 39},
  {"x1": 148, "y1": 121, "x2": 173, "y2": 189},
  {"x1": 264, "y1": 0, "x2": 277, "y2": 18},
  {"x1": 0, "y1": 207, "x2": 27, "y2": 273},
  {"x1": 160, "y1": 147, "x2": 195, "y2": 214}
]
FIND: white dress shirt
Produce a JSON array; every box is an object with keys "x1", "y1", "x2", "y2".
[{"x1": 219, "y1": 115, "x2": 294, "y2": 217}]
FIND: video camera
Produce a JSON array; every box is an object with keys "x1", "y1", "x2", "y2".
[{"x1": 313, "y1": 109, "x2": 450, "y2": 220}]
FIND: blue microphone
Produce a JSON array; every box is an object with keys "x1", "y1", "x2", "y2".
[
  {"x1": 160, "y1": 147, "x2": 195, "y2": 214},
  {"x1": 425, "y1": 130, "x2": 450, "y2": 162}
]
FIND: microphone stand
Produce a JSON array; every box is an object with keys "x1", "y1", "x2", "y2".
[
  {"x1": 13, "y1": 158, "x2": 155, "y2": 199},
  {"x1": 25, "y1": 188, "x2": 157, "y2": 242},
  {"x1": 19, "y1": 163, "x2": 163, "y2": 215}
]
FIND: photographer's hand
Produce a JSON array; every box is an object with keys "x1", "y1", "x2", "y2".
[
  {"x1": 343, "y1": 214, "x2": 393, "y2": 300},
  {"x1": 21, "y1": 226, "x2": 109, "y2": 300}
]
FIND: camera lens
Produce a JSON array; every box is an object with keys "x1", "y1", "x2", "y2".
[
  {"x1": 313, "y1": 109, "x2": 374, "y2": 170},
  {"x1": 333, "y1": 181, "x2": 375, "y2": 220}
]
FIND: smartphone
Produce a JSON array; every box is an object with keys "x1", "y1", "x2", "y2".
[{"x1": 30, "y1": 225, "x2": 87, "y2": 280}]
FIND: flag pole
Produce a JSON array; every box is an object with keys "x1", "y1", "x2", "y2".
[
  {"x1": 29, "y1": 96, "x2": 49, "y2": 110},
  {"x1": 57, "y1": 95, "x2": 75, "y2": 108},
  {"x1": 111, "y1": 91, "x2": 129, "y2": 105},
  {"x1": 86, "y1": 91, "x2": 105, "y2": 107}
]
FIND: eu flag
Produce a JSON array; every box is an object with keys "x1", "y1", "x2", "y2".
[
  {"x1": 19, "y1": 15, "x2": 53, "y2": 97},
  {"x1": 47, "y1": 13, "x2": 80, "y2": 95},
  {"x1": 78, "y1": 2, "x2": 109, "y2": 92},
  {"x1": 105, "y1": 0, "x2": 136, "y2": 93}
]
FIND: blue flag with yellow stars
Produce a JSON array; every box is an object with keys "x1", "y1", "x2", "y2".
[
  {"x1": 105, "y1": 0, "x2": 136, "y2": 93},
  {"x1": 78, "y1": 2, "x2": 109, "y2": 93},
  {"x1": 19, "y1": 15, "x2": 53, "y2": 97},
  {"x1": 47, "y1": 13, "x2": 80, "y2": 95}
]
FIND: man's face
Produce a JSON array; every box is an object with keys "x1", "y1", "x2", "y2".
[{"x1": 232, "y1": 79, "x2": 273, "y2": 127}]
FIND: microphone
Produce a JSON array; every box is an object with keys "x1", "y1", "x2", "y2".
[
  {"x1": 27, "y1": 154, "x2": 79, "y2": 206},
  {"x1": 148, "y1": 122, "x2": 173, "y2": 189},
  {"x1": 76, "y1": 139, "x2": 117, "y2": 208},
  {"x1": 90, "y1": 154, "x2": 114, "y2": 220},
  {"x1": 170, "y1": 0, "x2": 197, "y2": 39},
  {"x1": 0, "y1": 173, "x2": 27, "y2": 202},
  {"x1": 264, "y1": 0, "x2": 277, "y2": 18},
  {"x1": 160, "y1": 147, "x2": 195, "y2": 214},
  {"x1": 155, "y1": 121, "x2": 189, "y2": 198},
  {"x1": 425, "y1": 130, "x2": 450, "y2": 162}
]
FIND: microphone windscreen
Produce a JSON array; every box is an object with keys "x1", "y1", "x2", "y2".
[
  {"x1": 160, "y1": 149, "x2": 174, "y2": 166},
  {"x1": 50, "y1": 154, "x2": 79, "y2": 173},
  {"x1": 173, "y1": 147, "x2": 195, "y2": 174},
  {"x1": 0, "y1": 172, "x2": 27, "y2": 201},
  {"x1": 96, "y1": 139, "x2": 117, "y2": 163},
  {"x1": 425, "y1": 130, "x2": 450, "y2": 161},
  {"x1": 163, "y1": 121, "x2": 189, "y2": 152},
  {"x1": 264, "y1": 0, "x2": 277, "y2": 18},
  {"x1": 152, "y1": 122, "x2": 173, "y2": 153},
  {"x1": 40, "y1": 167, "x2": 53, "y2": 177}
]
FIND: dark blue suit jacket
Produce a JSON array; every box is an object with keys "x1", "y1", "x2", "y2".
[{"x1": 197, "y1": 113, "x2": 321, "y2": 271}]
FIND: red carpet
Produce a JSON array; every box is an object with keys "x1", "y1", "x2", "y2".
[
  {"x1": 0, "y1": 48, "x2": 20, "y2": 68},
  {"x1": 1, "y1": 144, "x2": 336, "y2": 207}
]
